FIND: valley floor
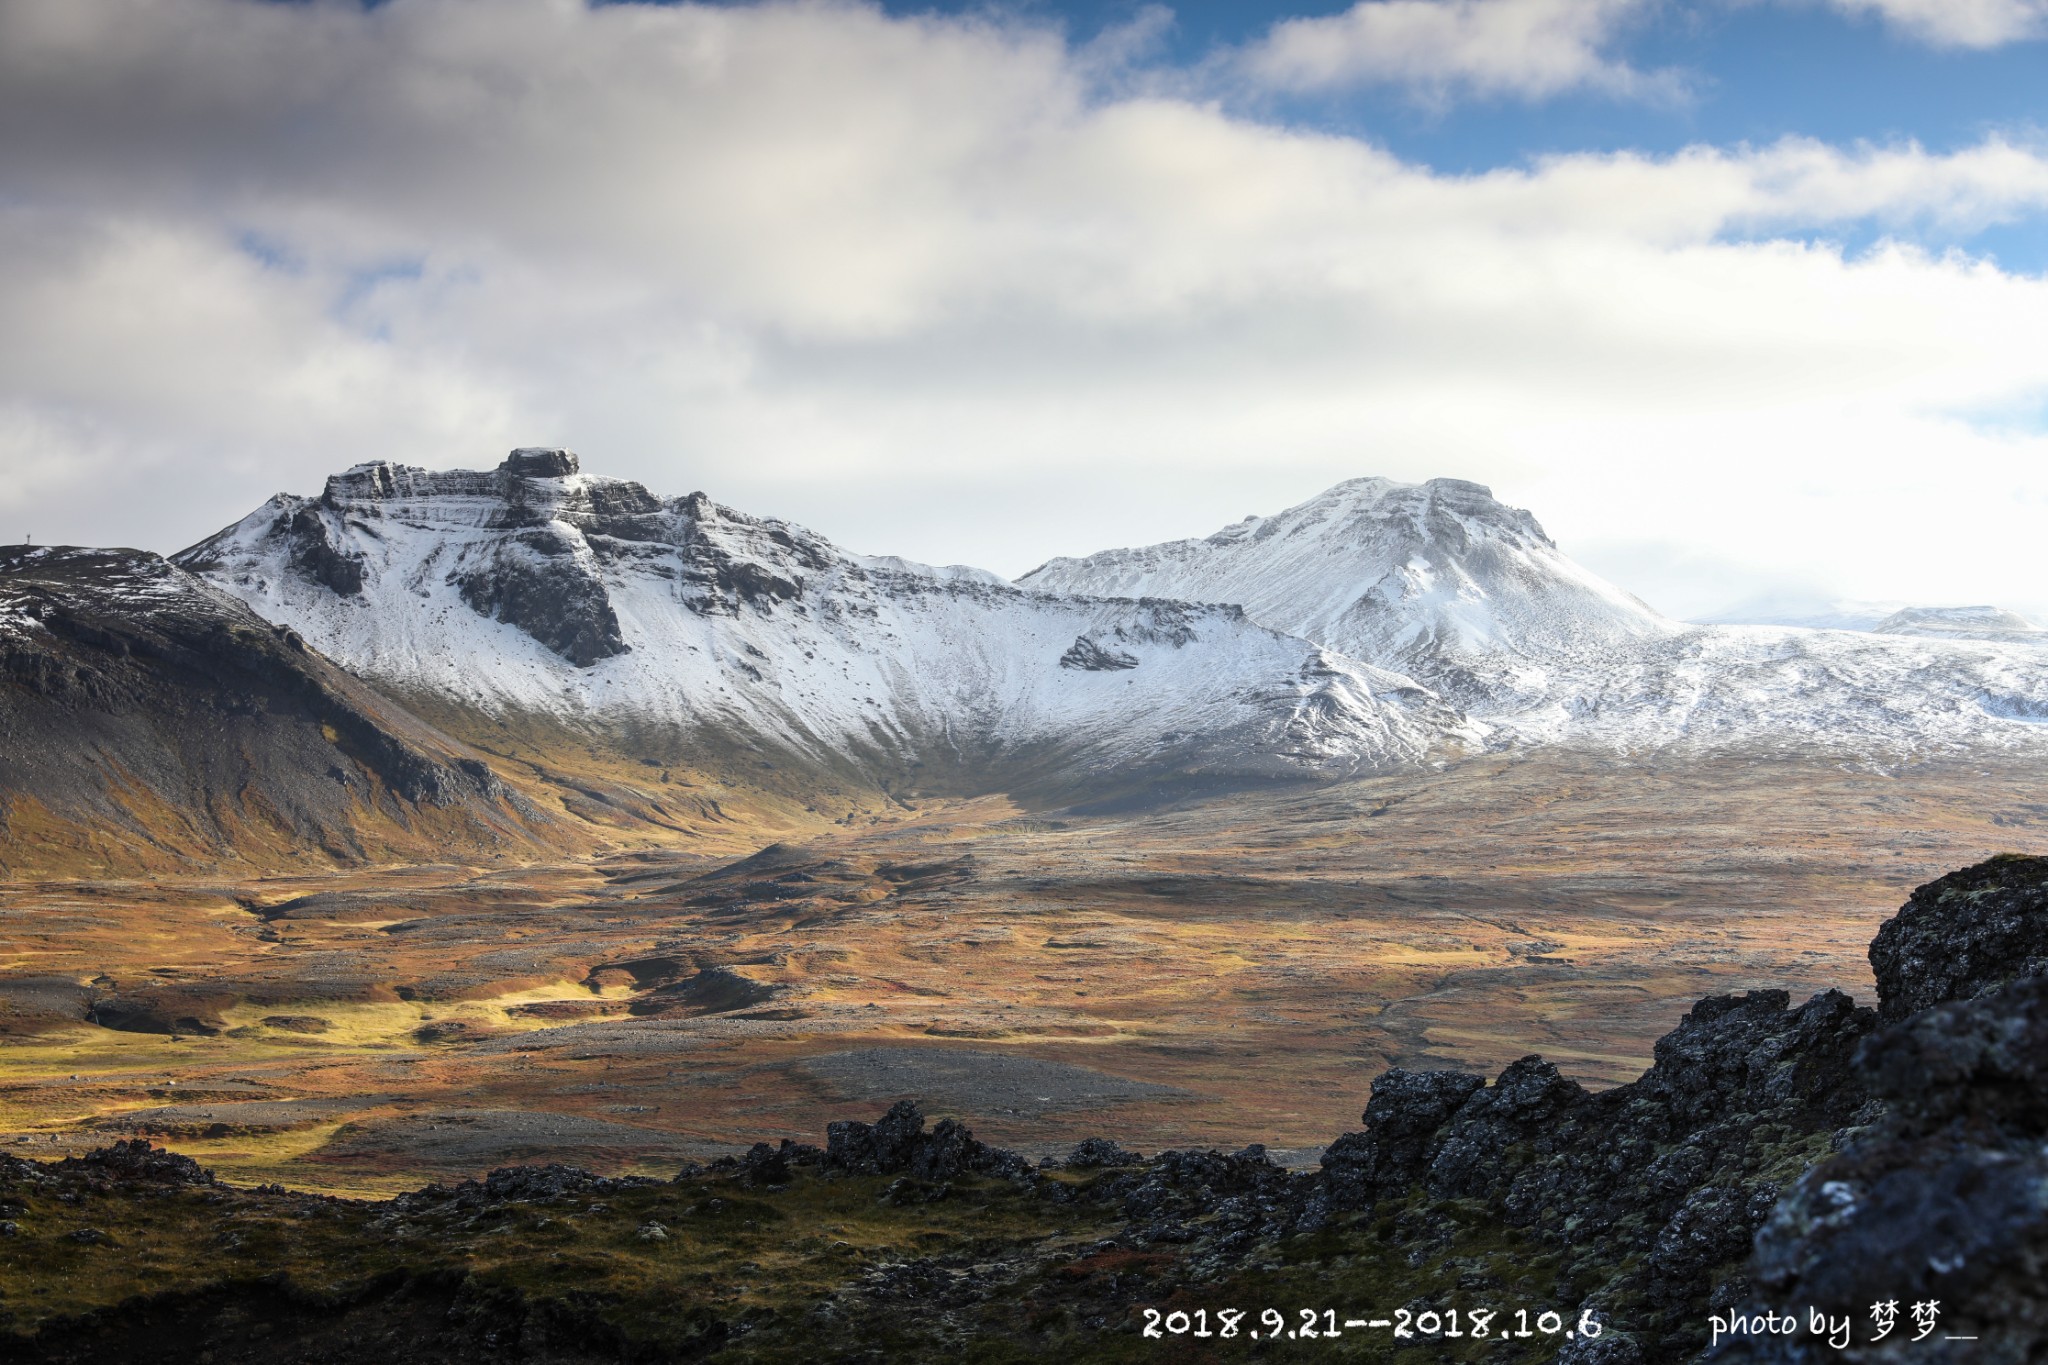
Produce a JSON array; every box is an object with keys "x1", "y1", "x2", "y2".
[{"x1": 3, "y1": 750, "x2": 2041, "y2": 1192}]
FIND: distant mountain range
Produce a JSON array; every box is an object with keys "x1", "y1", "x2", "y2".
[
  {"x1": 1871, "y1": 605, "x2": 2044, "y2": 644},
  {"x1": 7, "y1": 448, "x2": 2046, "y2": 872}
]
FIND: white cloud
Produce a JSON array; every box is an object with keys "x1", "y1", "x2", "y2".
[
  {"x1": 1816, "y1": 0, "x2": 2048, "y2": 48},
  {"x1": 2, "y1": 0, "x2": 2047, "y2": 619},
  {"x1": 1240, "y1": 0, "x2": 1670, "y2": 101}
]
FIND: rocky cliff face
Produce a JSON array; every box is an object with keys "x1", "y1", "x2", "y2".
[{"x1": 0, "y1": 544, "x2": 558, "y2": 875}]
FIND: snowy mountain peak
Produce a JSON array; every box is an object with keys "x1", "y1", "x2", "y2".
[
  {"x1": 1023, "y1": 474, "x2": 1671, "y2": 706},
  {"x1": 1218, "y1": 476, "x2": 1556, "y2": 556}
]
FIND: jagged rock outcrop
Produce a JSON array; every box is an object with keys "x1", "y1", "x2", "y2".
[
  {"x1": 1292, "y1": 854, "x2": 2048, "y2": 1363},
  {"x1": 1059, "y1": 1138, "x2": 1145, "y2": 1170},
  {"x1": 822, "y1": 1100, "x2": 1032, "y2": 1183},
  {"x1": 55, "y1": 1139, "x2": 216, "y2": 1189},
  {"x1": 1277, "y1": 989, "x2": 1878, "y2": 1358},
  {"x1": 1319, "y1": 1066, "x2": 1483, "y2": 1207}
]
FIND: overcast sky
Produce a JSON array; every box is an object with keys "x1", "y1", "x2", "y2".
[{"x1": 3, "y1": 0, "x2": 2046, "y2": 622}]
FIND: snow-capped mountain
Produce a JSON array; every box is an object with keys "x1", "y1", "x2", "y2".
[
  {"x1": 1022, "y1": 477, "x2": 2048, "y2": 756},
  {"x1": 1024, "y1": 477, "x2": 1676, "y2": 710},
  {"x1": 175, "y1": 450, "x2": 1473, "y2": 788}
]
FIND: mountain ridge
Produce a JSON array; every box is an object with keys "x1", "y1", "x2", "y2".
[{"x1": 174, "y1": 450, "x2": 1476, "y2": 798}]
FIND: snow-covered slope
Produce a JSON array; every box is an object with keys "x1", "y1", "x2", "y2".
[
  {"x1": 1022, "y1": 477, "x2": 2048, "y2": 757},
  {"x1": 176, "y1": 451, "x2": 1474, "y2": 788}
]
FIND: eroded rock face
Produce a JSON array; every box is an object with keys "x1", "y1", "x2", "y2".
[
  {"x1": 453, "y1": 530, "x2": 628, "y2": 669},
  {"x1": 285, "y1": 506, "x2": 365, "y2": 596},
  {"x1": 1868, "y1": 853, "x2": 2048, "y2": 1022}
]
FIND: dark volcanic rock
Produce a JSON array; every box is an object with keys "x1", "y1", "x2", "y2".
[
  {"x1": 822, "y1": 1100, "x2": 1030, "y2": 1182},
  {"x1": 1319, "y1": 1068, "x2": 1483, "y2": 1209},
  {"x1": 738, "y1": 1139, "x2": 823, "y2": 1186},
  {"x1": 825, "y1": 1100, "x2": 931, "y2": 1176},
  {"x1": 464, "y1": 1163, "x2": 659, "y2": 1204},
  {"x1": 1868, "y1": 852, "x2": 2048, "y2": 1021},
  {"x1": 1722, "y1": 970, "x2": 2048, "y2": 1363},
  {"x1": 501, "y1": 447, "x2": 581, "y2": 480},
  {"x1": 1426, "y1": 1054, "x2": 1587, "y2": 1199},
  {"x1": 1302, "y1": 989, "x2": 1877, "y2": 1358},
  {"x1": 56, "y1": 1139, "x2": 215, "y2": 1187},
  {"x1": 1161, "y1": 861, "x2": 2046, "y2": 1361},
  {"x1": 1063, "y1": 1137, "x2": 1145, "y2": 1170}
]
